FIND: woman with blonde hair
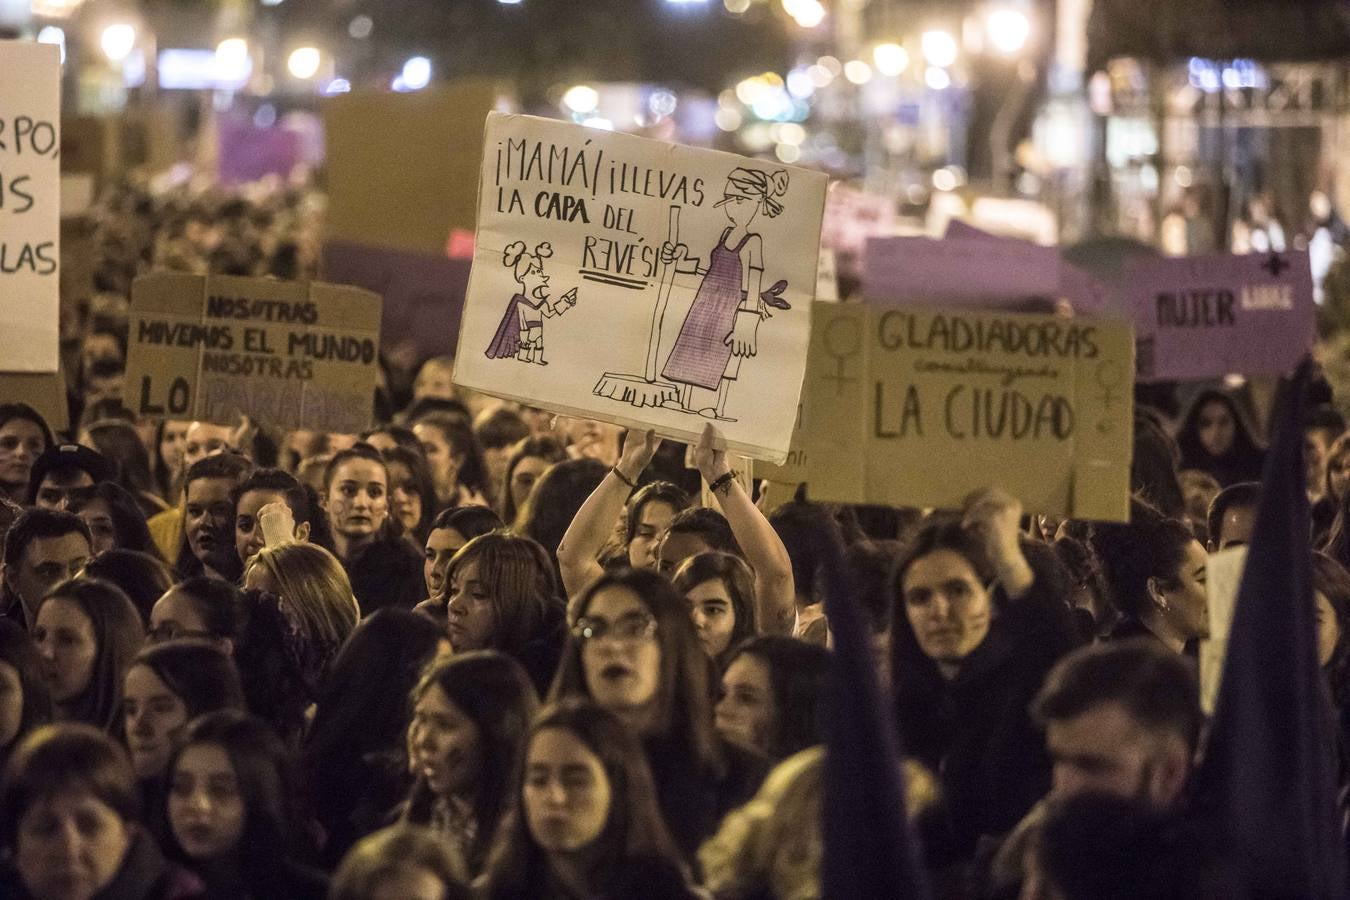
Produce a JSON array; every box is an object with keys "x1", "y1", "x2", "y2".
[{"x1": 243, "y1": 541, "x2": 359, "y2": 681}]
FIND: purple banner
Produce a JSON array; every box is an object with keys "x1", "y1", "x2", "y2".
[
  {"x1": 863, "y1": 234, "x2": 1109, "y2": 313},
  {"x1": 321, "y1": 241, "x2": 471, "y2": 361},
  {"x1": 1125, "y1": 251, "x2": 1316, "y2": 382}
]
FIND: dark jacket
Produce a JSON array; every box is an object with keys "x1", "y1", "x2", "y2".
[
  {"x1": 1, "y1": 829, "x2": 204, "y2": 900},
  {"x1": 894, "y1": 550, "x2": 1080, "y2": 863},
  {"x1": 189, "y1": 858, "x2": 328, "y2": 900},
  {"x1": 344, "y1": 532, "x2": 426, "y2": 614},
  {"x1": 516, "y1": 599, "x2": 567, "y2": 695},
  {"x1": 487, "y1": 855, "x2": 698, "y2": 900},
  {"x1": 645, "y1": 733, "x2": 769, "y2": 865}
]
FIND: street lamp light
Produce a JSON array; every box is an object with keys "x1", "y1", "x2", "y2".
[
  {"x1": 986, "y1": 7, "x2": 1031, "y2": 56},
  {"x1": 921, "y1": 30, "x2": 958, "y2": 68},
  {"x1": 872, "y1": 42, "x2": 909, "y2": 77},
  {"x1": 100, "y1": 23, "x2": 137, "y2": 63},
  {"x1": 287, "y1": 46, "x2": 321, "y2": 80}
]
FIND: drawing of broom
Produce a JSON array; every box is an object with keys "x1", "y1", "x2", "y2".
[{"x1": 592, "y1": 205, "x2": 683, "y2": 408}]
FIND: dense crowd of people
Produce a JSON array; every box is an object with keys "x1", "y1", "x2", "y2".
[{"x1": 0, "y1": 176, "x2": 1344, "y2": 899}]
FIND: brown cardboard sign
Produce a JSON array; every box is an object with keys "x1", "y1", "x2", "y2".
[
  {"x1": 800, "y1": 303, "x2": 1135, "y2": 522},
  {"x1": 125, "y1": 273, "x2": 382, "y2": 433},
  {"x1": 0, "y1": 364, "x2": 68, "y2": 433}
]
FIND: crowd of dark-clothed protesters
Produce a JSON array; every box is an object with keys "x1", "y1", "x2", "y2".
[{"x1": 0, "y1": 173, "x2": 1346, "y2": 900}]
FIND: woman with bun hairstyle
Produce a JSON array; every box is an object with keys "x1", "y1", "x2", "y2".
[
  {"x1": 484, "y1": 241, "x2": 576, "y2": 366},
  {"x1": 659, "y1": 167, "x2": 792, "y2": 420}
]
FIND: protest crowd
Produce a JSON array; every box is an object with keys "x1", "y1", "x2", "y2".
[{"x1": 0, "y1": 165, "x2": 1341, "y2": 900}]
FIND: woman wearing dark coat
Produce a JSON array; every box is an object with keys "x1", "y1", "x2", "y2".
[
  {"x1": 1176, "y1": 389, "x2": 1266, "y2": 487},
  {"x1": 890, "y1": 491, "x2": 1080, "y2": 865}
]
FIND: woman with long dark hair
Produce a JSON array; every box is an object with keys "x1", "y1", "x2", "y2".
[
  {"x1": 383, "y1": 445, "x2": 438, "y2": 545},
  {"x1": 322, "y1": 444, "x2": 425, "y2": 614},
  {"x1": 1175, "y1": 390, "x2": 1266, "y2": 487},
  {"x1": 499, "y1": 436, "x2": 568, "y2": 528},
  {"x1": 303, "y1": 609, "x2": 444, "y2": 866},
  {"x1": 70, "y1": 483, "x2": 162, "y2": 560},
  {"x1": 412, "y1": 414, "x2": 491, "y2": 509},
  {"x1": 33, "y1": 578, "x2": 144, "y2": 733},
  {"x1": 889, "y1": 489, "x2": 1079, "y2": 864},
  {"x1": 480, "y1": 699, "x2": 696, "y2": 899},
  {"x1": 401, "y1": 651, "x2": 539, "y2": 879},
  {"x1": 165, "y1": 710, "x2": 326, "y2": 899},
  {"x1": 550, "y1": 567, "x2": 766, "y2": 859},
  {"x1": 714, "y1": 635, "x2": 828, "y2": 761}
]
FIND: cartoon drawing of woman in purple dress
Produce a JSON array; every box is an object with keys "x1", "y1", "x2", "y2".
[
  {"x1": 658, "y1": 167, "x2": 790, "y2": 420},
  {"x1": 485, "y1": 241, "x2": 577, "y2": 366}
]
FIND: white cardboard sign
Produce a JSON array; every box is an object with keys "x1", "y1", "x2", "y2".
[{"x1": 452, "y1": 113, "x2": 828, "y2": 463}]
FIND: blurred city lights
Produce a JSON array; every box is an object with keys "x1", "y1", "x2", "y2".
[
  {"x1": 817, "y1": 55, "x2": 842, "y2": 76},
  {"x1": 582, "y1": 117, "x2": 615, "y2": 130},
  {"x1": 921, "y1": 30, "x2": 958, "y2": 68},
  {"x1": 36, "y1": 26, "x2": 66, "y2": 64},
  {"x1": 323, "y1": 78, "x2": 352, "y2": 95},
  {"x1": 714, "y1": 107, "x2": 743, "y2": 131},
  {"x1": 214, "y1": 38, "x2": 251, "y2": 85},
  {"x1": 872, "y1": 42, "x2": 909, "y2": 77},
  {"x1": 401, "y1": 56, "x2": 432, "y2": 90},
  {"x1": 986, "y1": 8, "x2": 1031, "y2": 56},
  {"x1": 348, "y1": 15, "x2": 373, "y2": 39},
  {"x1": 807, "y1": 64, "x2": 833, "y2": 88},
  {"x1": 287, "y1": 46, "x2": 322, "y2": 80},
  {"x1": 260, "y1": 0, "x2": 284, "y2": 6},
  {"x1": 724, "y1": 0, "x2": 751, "y2": 12},
  {"x1": 777, "y1": 123, "x2": 806, "y2": 145},
  {"x1": 563, "y1": 84, "x2": 600, "y2": 114},
  {"x1": 498, "y1": 0, "x2": 523, "y2": 4},
  {"x1": 782, "y1": 0, "x2": 825, "y2": 28},
  {"x1": 100, "y1": 24, "x2": 137, "y2": 63},
  {"x1": 844, "y1": 60, "x2": 873, "y2": 85},
  {"x1": 649, "y1": 90, "x2": 678, "y2": 117},
  {"x1": 786, "y1": 67, "x2": 815, "y2": 98},
  {"x1": 775, "y1": 142, "x2": 801, "y2": 163},
  {"x1": 925, "y1": 66, "x2": 952, "y2": 90}
]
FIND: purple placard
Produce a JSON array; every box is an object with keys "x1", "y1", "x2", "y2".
[
  {"x1": 321, "y1": 240, "x2": 471, "y2": 362},
  {"x1": 942, "y1": 220, "x2": 1113, "y2": 314},
  {"x1": 863, "y1": 235, "x2": 1110, "y2": 313},
  {"x1": 1125, "y1": 251, "x2": 1316, "y2": 382},
  {"x1": 217, "y1": 117, "x2": 303, "y2": 186}
]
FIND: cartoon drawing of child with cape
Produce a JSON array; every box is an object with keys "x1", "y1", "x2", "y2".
[
  {"x1": 484, "y1": 241, "x2": 577, "y2": 366},
  {"x1": 656, "y1": 167, "x2": 791, "y2": 420}
]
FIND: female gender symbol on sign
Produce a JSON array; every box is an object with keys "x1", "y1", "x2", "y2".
[
  {"x1": 1094, "y1": 359, "x2": 1126, "y2": 434},
  {"x1": 822, "y1": 315, "x2": 863, "y2": 396}
]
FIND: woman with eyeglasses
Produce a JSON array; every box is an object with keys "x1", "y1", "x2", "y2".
[
  {"x1": 480, "y1": 699, "x2": 698, "y2": 900},
  {"x1": 400, "y1": 651, "x2": 538, "y2": 880},
  {"x1": 549, "y1": 567, "x2": 767, "y2": 862},
  {"x1": 890, "y1": 488, "x2": 1080, "y2": 866},
  {"x1": 147, "y1": 578, "x2": 245, "y2": 655}
]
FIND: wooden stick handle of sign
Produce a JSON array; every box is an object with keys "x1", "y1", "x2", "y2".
[{"x1": 644, "y1": 205, "x2": 682, "y2": 383}]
